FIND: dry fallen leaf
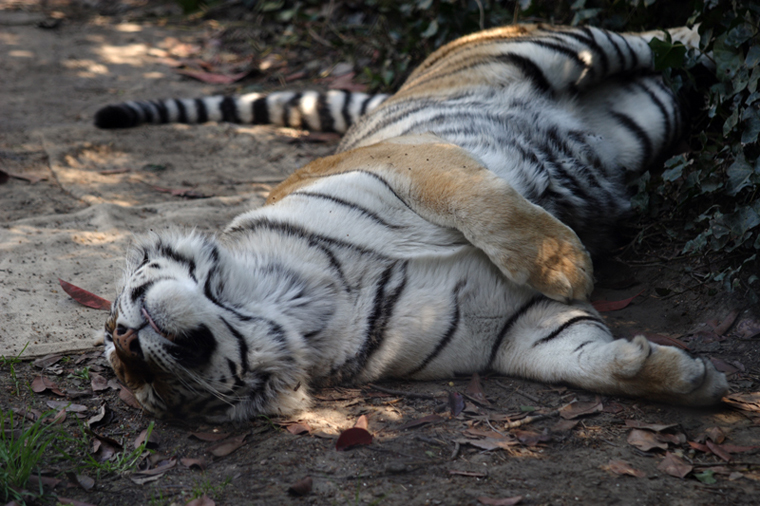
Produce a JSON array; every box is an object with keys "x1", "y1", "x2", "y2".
[
  {"x1": 135, "y1": 427, "x2": 160, "y2": 450},
  {"x1": 591, "y1": 289, "x2": 644, "y2": 312},
  {"x1": 455, "y1": 437, "x2": 518, "y2": 451},
  {"x1": 354, "y1": 415, "x2": 369, "y2": 430},
  {"x1": 627, "y1": 429, "x2": 669, "y2": 451},
  {"x1": 624, "y1": 420, "x2": 679, "y2": 432},
  {"x1": 90, "y1": 373, "x2": 109, "y2": 392},
  {"x1": 189, "y1": 431, "x2": 230, "y2": 442},
  {"x1": 185, "y1": 493, "x2": 215, "y2": 506},
  {"x1": 449, "y1": 391, "x2": 465, "y2": 417},
  {"x1": 722, "y1": 392, "x2": 760, "y2": 412},
  {"x1": 31, "y1": 376, "x2": 64, "y2": 396},
  {"x1": 642, "y1": 332, "x2": 689, "y2": 350},
  {"x1": 513, "y1": 429, "x2": 551, "y2": 447},
  {"x1": 285, "y1": 422, "x2": 312, "y2": 435},
  {"x1": 734, "y1": 317, "x2": 760, "y2": 339},
  {"x1": 657, "y1": 452, "x2": 692, "y2": 479},
  {"x1": 119, "y1": 386, "x2": 142, "y2": 410},
  {"x1": 46, "y1": 400, "x2": 86, "y2": 412},
  {"x1": 288, "y1": 476, "x2": 313, "y2": 496},
  {"x1": 396, "y1": 414, "x2": 444, "y2": 431},
  {"x1": 180, "y1": 457, "x2": 207, "y2": 471},
  {"x1": 465, "y1": 373, "x2": 489, "y2": 405},
  {"x1": 448, "y1": 469, "x2": 488, "y2": 477},
  {"x1": 58, "y1": 279, "x2": 112, "y2": 311},
  {"x1": 706, "y1": 440, "x2": 732, "y2": 462},
  {"x1": 559, "y1": 399, "x2": 603, "y2": 419},
  {"x1": 602, "y1": 459, "x2": 646, "y2": 478},
  {"x1": 208, "y1": 434, "x2": 248, "y2": 458},
  {"x1": 705, "y1": 426, "x2": 727, "y2": 444},
  {"x1": 335, "y1": 427, "x2": 373, "y2": 451},
  {"x1": 477, "y1": 496, "x2": 523, "y2": 505}
]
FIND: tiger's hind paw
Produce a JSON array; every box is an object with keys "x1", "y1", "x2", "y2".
[{"x1": 613, "y1": 335, "x2": 728, "y2": 406}]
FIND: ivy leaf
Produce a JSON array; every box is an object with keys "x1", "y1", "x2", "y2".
[
  {"x1": 741, "y1": 106, "x2": 760, "y2": 144},
  {"x1": 650, "y1": 38, "x2": 688, "y2": 71},
  {"x1": 726, "y1": 155, "x2": 754, "y2": 195},
  {"x1": 694, "y1": 469, "x2": 717, "y2": 484}
]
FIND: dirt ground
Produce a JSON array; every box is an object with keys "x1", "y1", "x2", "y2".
[{"x1": 1, "y1": 2, "x2": 759, "y2": 505}]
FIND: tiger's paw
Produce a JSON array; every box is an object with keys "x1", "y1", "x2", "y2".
[
  {"x1": 524, "y1": 230, "x2": 594, "y2": 303},
  {"x1": 613, "y1": 335, "x2": 728, "y2": 406}
]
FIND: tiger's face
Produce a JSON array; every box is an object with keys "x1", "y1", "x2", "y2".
[{"x1": 104, "y1": 233, "x2": 266, "y2": 421}]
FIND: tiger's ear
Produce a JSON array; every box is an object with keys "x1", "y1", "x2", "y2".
[{"x1": 271, "y1": 134, "x2": 594, "y2": 302}]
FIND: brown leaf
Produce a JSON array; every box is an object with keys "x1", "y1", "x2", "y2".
[
  {"x1": 722, "y1": 392, "x2": 760, "y2": 412},
  {"x1": 710, "y1": 357, "x2": 739, "y2": 375},
  {"x1": 31, "y1": 376, "x2": 64, "y2": 396},
  {"x1": 627, "y1": 429, "x2": 668, "y2": 451},
  {"x1": 591, "y1": 289, "x2": 644, "y2": 312},
  {"x1": 133, "y1": 457, "x2": 177, "y2": 476},
  {"x1": 657, "y1": 452, "x2": 693, "y2": 478},
  {"x1": 455, "y1": 437, "x2": 518, "y2": 451},
  {"x1": 185, "y1": 494, "x2": 215, "y2": 506},
  {"x1": 119, "y1": 386, "x2": 142, "y2": 410},
  {"x1": 624, "y1": 420, "x2": 679, "y2": 432},
  {"x1": 465, "y1": 373, "x2": 490, "y2": 405},
  {"x1": 46, "y1": 400, "x2": 86, "y2": 412},
  {"x1": 448, "y1": 469, "x2": 488, "y2": 477},
  {"x1": 175, "y1": 68, "x2": 251, "y2": 84},
  {"x1": 642, "y1": 332, "x2": 689, "y2": 350},
  {"x1": 477, "y1": 496, "x2": 523, "y2": 506},
  {"x1": 559, "y1": 398, "x2": 603, "y2": 419},
  {"x1": 66, "y1": 472, "x2": 95, "y2": 491},
  {"x1": 58, "y1": 279, "x2": 111, "y2": 311},
  {"x1": 513, "y1": 429, "x2": 551, "y2": 447},
  {"x1": 33, "y1": 354, "x2": 63, "y2": 369},
  {"x1": 207, "y1": 434, "x2": 248, "y2": 457},
  {"x1": 354, "y1": 415, "x2": 369, "y2": 430},
  {"x1": 51, "y1": 408, "x2": 67, "y2": 425},
  {"x1": 327, "y1": 72, "x2": 368, "y2": 92},
  {"x1": 734, "y1": 317, "x2": 760, "y2": 339},
  {"x1": 180, "y1": 457, "x2": 207, "y2": 470},
  {"x1": 190, "y1": 431, "x2": 230, "y2": 442},
  {"x1": 603, "y1": 459, "x2": 646, "y2": 478},
  {"x1": 706, "y1": 440, "x2": 733, "y2": 462},
  {"x1": 90, "y1": 373, "x2": 108, "y2": 392},
  {"x1": 712, "y1": 310, "x2": 739, "y2": 335},
  {"x1": 396, "y1": 414, "x2": 444, "y2": 431},
  {"x1": 464, "y1": 428, "x2": 510, "y2": 440},
  {"x1": 285, "y1": 422, "x2": 312, "y2": 435},
  {"x1": 551, "y1": 419, "x2": 579, "y2": 432},
  {"x1": 335, "y1": 427, "x2": 373, "y2": 451},
  {"x1": 705, "y1": 426, "x2": 726, "y2": 444},
  {"x1": 135, "y1": 427, "x2": 160, "y2": 450},
  {"x1": 449, "y1": 391, "x2": 465, "y2": 417},
  {"x1": 288, "y1": 476, "x2": 313, "y2": 496},
  {"x1": 57, "y1": 496, "x2": 98, "y2": 506}
]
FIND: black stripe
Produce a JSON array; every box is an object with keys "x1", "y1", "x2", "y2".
[
  {"x1": 157, "y1": 243, "x2": 197, "y2": 281},
  {"x1": 292, "y1": 191, "x2": 402, "y2": 229},
  {"x1": 130, "y1": 280, "x2": 155, "y2": 303},
  {"x1": 529, "y1": 40, "x2": 592, "y2": 80},
  {"x1": 174, "y1": 99, "x2": 187, "y2": 123},
  {"x1": 630, "y1": 80, "x2": 672, "y2": 150},
  {"x1": 170, "y1": 323, "x2": 217, "y2": 368},
  {"x1": 317, "y1": 92, "x2": 334, "y2": 132},
  {"x1": 500, "y1": 53, "x2": 553, "y2": 95},
  {"x1": 220, "y1": 96, "x2": 240, "y2": 123},
  {"x1": 609, "y1": 110, "x2": 654, "y2": 165},
  {"x1": 252, "y1": 97, "x2": 269, "y2": 124},
  {"x1": 359, "y1": 95, "x2": 373, "y2": 116},
  {"x1": 340, "y1": 91, "x2": 353, "y2": 130},
  {"x1": 573, "y1": 340, "x2": 593, "y2": 352},
  {"x1": 194, "y1": 98, "x2": 208, "y2": 123},
  {"x1": 532, "y1": 315, "x2": 605, "y2": 347},
  {"x1": 221, "y1": 317, "x2": 250, "y2": 373},
  {"x1": 487, "y1": 295, "x2": 546, "y2": 368},
  {"x1": 406, "y1": 282, "x2": 464, "y2": 376},
  {"x1": 137, "y1": 102, "x2": 154, "y2": 123},
  {"x1": 600, "y1": 29, "x2": 627, "y2": 71},
  {"x1": 152, "y1": 100, "x2": 169, "y2": 123}
]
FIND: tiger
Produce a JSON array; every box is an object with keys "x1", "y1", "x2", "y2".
[{"x1": 97, "y1": 23, "x2": 728, "y2": 422}]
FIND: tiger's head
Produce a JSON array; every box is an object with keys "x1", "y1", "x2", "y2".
[{"x1": 104, "y1": 231, "x2": 333, "y2": 421}]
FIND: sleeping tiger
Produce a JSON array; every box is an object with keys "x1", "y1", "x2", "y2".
[{"x1": 96, "y1": 23, "x2": 728, "y2": 422}]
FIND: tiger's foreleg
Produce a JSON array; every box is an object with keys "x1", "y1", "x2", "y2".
[
  {"x1": 491, "y1": 307, "x2": 728, "y2": 406},
  {"x1": 268, "y1": 134, "x2": 593, "y2": 302}
]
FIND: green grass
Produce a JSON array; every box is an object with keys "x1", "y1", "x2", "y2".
[
  {"x1": 0, "y1": 342, "x2": 29, "y2": 396},
  {"x1": 0, "y1": 409, "x2": 59, "y2": 504}
]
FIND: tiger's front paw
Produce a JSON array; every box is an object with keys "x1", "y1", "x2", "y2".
[{"x1": 525, "y1": 231, "x2": 594, "y2": 303}]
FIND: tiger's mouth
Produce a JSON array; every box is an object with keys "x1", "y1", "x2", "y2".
[{"x1": 141, "y1": 306, "x2": 174, "y2": 342}]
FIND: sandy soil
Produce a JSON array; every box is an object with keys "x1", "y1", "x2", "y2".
[{"x1": 1, "y1": 2, "x2": 759, "y2": 505}]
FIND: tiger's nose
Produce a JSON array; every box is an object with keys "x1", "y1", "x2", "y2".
[{"x1": 113, "y1": 326, "x2": 143, "y2": 359}]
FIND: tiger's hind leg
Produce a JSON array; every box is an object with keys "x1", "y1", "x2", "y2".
[{"x1": 491, "y1": 302, "x2": 728, "y2": 406}]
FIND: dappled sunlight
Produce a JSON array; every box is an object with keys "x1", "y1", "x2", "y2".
[
  {"x1": 115, "y1": 22, "x2": 143, "y2": 33},
  {"x1": 0, "y1": 31, "x2": 19, "y2": 45},
  {"x1": 62, "y1": 58, "x2": 109, "y2": 77},
  {"x1": 94, "y1": 42, "x2": 151, "y2": 66},
  {"x1": 8, "y1": 49, "x2": 34, "y2": 58}
]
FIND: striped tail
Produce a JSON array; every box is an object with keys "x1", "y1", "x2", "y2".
[{"x1": 93, "y1": 90, "x2": 390, "y2": 132}]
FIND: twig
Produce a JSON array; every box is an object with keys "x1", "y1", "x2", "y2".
[
  {"x1": 450, "y1": 441, "x2": 460, "y2": 460},
  {"x1": 366, "y1": 384, "x2": 439, "y2": 400},
  {"x1": 503, "y1": 410, "x2": 559, "y2": 429},
  {"x1": 495, "y1": 381, "x2": 541, "y2": 404}
]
